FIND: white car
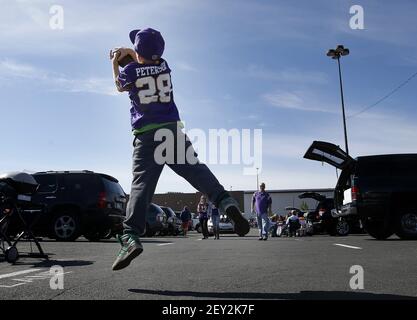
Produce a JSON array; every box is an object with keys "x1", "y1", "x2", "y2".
[{"x1": 207, "y1": 215, "x2": 234, "y2": 235}]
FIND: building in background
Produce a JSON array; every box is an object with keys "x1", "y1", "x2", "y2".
[
  {"x1": 150, "y1": 188, "x2": 333, "y2": 218},
  {"x1": 152, "y1": 191, "x2": 244, "y2": 215},
  {"x1": 243, "y1": 188, "x2": 334, "y2": 217}
]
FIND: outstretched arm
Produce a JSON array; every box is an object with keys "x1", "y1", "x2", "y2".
[{"x1": 111, "y1": 52, "x2": 125, "y2": 92}]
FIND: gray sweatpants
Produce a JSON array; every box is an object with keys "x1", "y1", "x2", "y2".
[{"x1": 124, "y1": 123, "x2": 228, "y2": 235}]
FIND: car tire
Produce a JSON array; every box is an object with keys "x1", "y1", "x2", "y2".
[
  {"x1": 196, "y1": 224, "x2": 202, "y2": 233},
  {"x1": 145, "y1": 223, "x2": 156, "y2": 237},
  {"x1": 335, "y1": 220, "x2": 350, "y2": 236},
  {"x1": 84, "y1": 231, "x2": 101, "y2": 242},
  {"x1": 395, "y1": 209, "x2": 417, "y2": 240},
  {"x1": 363, "y1": 218, "x2": 394, "y2": 240},
  {"x1": 103, "y1": 229, "x2": 113, "y2": 239},
  {"x1": 84, "y1": 228, "x2": 112, "y2": 242},
  {"x1": 168, "y1": 225, "x2": 175, "y2": 236},
  {"x1": 51, "y1": 211, "x2": 81, "y2": 241}
]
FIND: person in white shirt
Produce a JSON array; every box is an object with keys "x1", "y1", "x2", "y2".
[{"x1": 286, "y1": 210, "x2": 300, "y2": 237}]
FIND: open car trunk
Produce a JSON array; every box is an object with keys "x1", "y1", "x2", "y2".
[
  {"x1": 304, "y1": 141, "x2": 356, "y2": 217},
  {"x1": 304, "y1": 141, "x2": 354, "y2": 170},
  {"x1": 298, "y1": 192, "x2": 327, "y2": 202}
]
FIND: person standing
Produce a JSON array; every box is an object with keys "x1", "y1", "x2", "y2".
[
  {"x1": 180, "y1": 206, "x2": 192, "y2": 237},
  {"x1": 197, "y1": 195, "x2": 209, "y2": 239},
  {"x1": 251, "y1": 183, "x2": 272, "y2": 241},
  {"x1": 209, "y1": 202, "x2": 220, "y2": 240}
]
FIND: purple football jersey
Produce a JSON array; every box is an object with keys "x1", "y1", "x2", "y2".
[{"x1": 117, "y1": 58, "x2": 180, "y2": 130}]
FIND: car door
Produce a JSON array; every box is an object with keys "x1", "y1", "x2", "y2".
[{"x1": 304, "y1": 141, "x2": 354, "y2": 170}]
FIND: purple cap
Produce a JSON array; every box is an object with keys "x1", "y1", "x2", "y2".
[{"x1": 129, "y1": 28, "x2": 165, "y2": 61}]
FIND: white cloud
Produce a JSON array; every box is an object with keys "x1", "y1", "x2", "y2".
[
  {"x1": 0, "y1": 59, "x2": 117, "y2": 96},
  {"x1": 0, "y1": 59, "x2": 48, "y2": 79},
  {"x1": 247, "y1": 65, "x2": 328, "y2": 85},
  {"x1": 175, "y1": 62, "x2": 198, "y2": 72},
  {"x1": 262, "y1": 91, "x2": 338, "y2": 114}
]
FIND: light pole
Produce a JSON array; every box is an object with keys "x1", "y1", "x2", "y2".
[
  {"x1": 327, "y1": 45, "x2": 350, "y2": 155},
  {"x1": 256, "y1": 167, "x2": 259, "y2": 191}
]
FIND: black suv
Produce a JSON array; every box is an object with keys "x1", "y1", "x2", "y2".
[
  {"x1": 304, "y1": 141, "x2": 417, "y2": 240},
  {"x1": 8, "y1": 171, "x2": 127, "y2": 241}
]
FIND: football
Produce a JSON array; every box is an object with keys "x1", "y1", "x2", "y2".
[{"x1": 110, "y1": 47, "x2": 136, "y2": 67}]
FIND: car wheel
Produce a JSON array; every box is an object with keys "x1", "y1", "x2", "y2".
[
  {"x1": 84, "y1": 228, "x2": 112, "y2": 242},
  {"x1": 363, "y1": 218, "x2": 394, "y2": 240},
  {"x1": 5, "y1": 246, "x2": 19, "y2": 263},
  {"x1": 84, "y1": 232, "x2": 102, "y2": 242},
  {"x1": 145, "y1": 223, "x2": 156, "y2": 237},
  {"x1": 52, "y1": 211, "x2": 81, "y2": 241},
  {"x1": 395, "y1": 210, "x2": 417, "y2": 240},
  {"x1": 103, "y1": 229, "x2": 113, "y2": 239},
  {"x1": 336, "y1": 220, "x2": 350, "y2": 236},
  {"x1": 196, "y1": 224, "x2": 202, "y2": 233}
]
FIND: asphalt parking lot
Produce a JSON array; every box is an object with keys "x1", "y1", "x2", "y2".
[{"x1": 1, "y1": 229, "x2": 417, "y2": 300}]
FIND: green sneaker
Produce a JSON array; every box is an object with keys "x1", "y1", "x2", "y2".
[{"x1": 112, "y1": 233, "x2": 143, "y2": 271}]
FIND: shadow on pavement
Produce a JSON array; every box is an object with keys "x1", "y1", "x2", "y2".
[
  {"x1": 364, "y1": 238, "x2": 413, "y2": 242},
  {"x1": 12, "y1": 259, "x2": 94, "y2": 268},
  {"x1": 36, "y1": 238, "x2": 174, "y2": 244},
  {"x1": 128, "y1": 288, "x2": 417, "y2": 300}
]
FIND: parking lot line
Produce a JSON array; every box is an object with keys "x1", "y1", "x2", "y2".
[
  {"x1": 0, "y1": 269, "x2": 42, "y2": 280},
  {"x1": 157, "y1": 243, "x2": 173, "y2": 246},
  {"x1": 333, "y1": 243, "x2": 362, "y2": 250}
]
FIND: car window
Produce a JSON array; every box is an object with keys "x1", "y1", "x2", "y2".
[
  {"x1": 358, "y1": 159, "x2": 392, "y2": 177},
  {"x1": 162, "y1": 207, "x2": 175, "y2": 217},
  {"x1": 149, "y1": 205, "x2": 159, "y2": 215},
  {"x1": 34, "y1": 174, "x2": 57, "y2": 193},
  {"x1": 166, "y1": 208, "x2": 175, "y2": 217},
  {"x1": 150, "y1": 204, "x2": 164, "y2": 215},
  {"x1": 102, "y1": 177, "x2": 125, "y2": 196},
  {"x1": 359, "y1": 157, "x2": 417, "y2": 178},
  {"x1": 63, "y1": 174, "x2": 94, "y2": 192}
]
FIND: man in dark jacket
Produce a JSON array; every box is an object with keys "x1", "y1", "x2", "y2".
[{"x1": 180, "y1": 206, "x2": 192, "y2": 237}]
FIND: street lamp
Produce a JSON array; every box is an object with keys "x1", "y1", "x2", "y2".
[{"x1": 327, "y1": 44, "x2": 350, "y2": 155}]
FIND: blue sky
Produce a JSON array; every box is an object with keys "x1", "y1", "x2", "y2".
[{"x1": 1, "y1": 0, "x2": 417, "y2": 193}]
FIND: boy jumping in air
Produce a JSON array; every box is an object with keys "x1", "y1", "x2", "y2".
[{"x1": 111, "y1": 28, "x2": 250, "y2": 271}]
